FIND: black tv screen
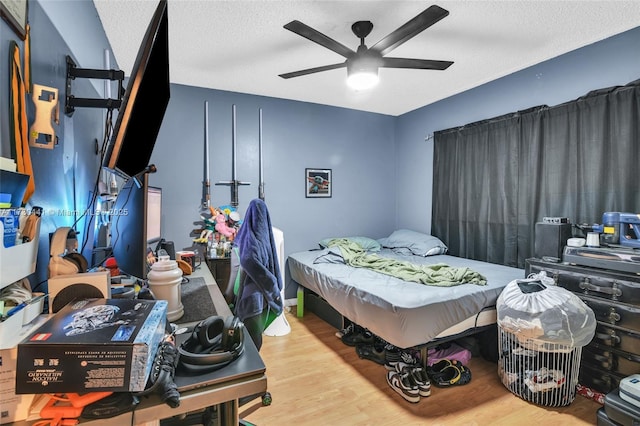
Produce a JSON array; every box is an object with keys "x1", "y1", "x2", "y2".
[{"x1": 102, "y1": 0, "x2": 170, "y2": 179}]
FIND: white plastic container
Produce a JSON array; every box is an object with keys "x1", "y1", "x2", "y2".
[
  {"x1": 620, "y1": 374, "x2": 640, "y2": 409},
  {"x1": 147, "y1": 255, "x2": 184, "y2": 321},
  {"x1": 0, "y1": 218, "x2": 40, "y2": 290}
]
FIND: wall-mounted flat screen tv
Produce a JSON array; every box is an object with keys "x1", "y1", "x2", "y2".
[{"x1": 102, "y1": 0, "x2": 170, "y2": 179}]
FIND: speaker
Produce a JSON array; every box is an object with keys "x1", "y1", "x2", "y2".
[
  {"x1": 178, "y1": 315, "x2": 244, "y2": 373},
  {"x1": 48, "y1": 227, "x2": 89, "y2": 278},
  {"x1": 534, "y1": 222, "x2": 573, "y2": 260},
  {"x1": 47, "y1": 270, "x2": 111, "y2": 313},
  {"x1": 156, "y1": 239, "x2": 176, "y2": 260}
]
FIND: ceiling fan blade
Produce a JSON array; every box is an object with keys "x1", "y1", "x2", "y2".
[
  {"x1": 381, "y1": 57, "x2": 453, "y2": 70},
  {"x1": 279, "y1": 62, "x2": 347, "y2": 79},
  {"x1": 370, "y1": 5, "x2": 449, "y2": 57},
  {"x1": 284, "y1": 20, "x2": 355, "y2": 59}
]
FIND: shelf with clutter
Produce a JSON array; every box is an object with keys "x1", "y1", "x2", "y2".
[
  {"x1": 0, "y1": 170, "x2": 41, "y2": 291},
  {"x1": 0, "y1": 218, "x2": 41, "y2": 291},
  {"x1": 193, "y1": 204, "x2": 241, "y2": 259},
  {"x1": 0, "y1": 169, "x2": 43, "y2": 348},
  {"x1": 0, "y1": 286, "x2": 45, "y2": 348}
]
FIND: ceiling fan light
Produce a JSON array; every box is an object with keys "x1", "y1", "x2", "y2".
[{"x1": 346, "y1": 69, "x2": 379, "y2": 91}]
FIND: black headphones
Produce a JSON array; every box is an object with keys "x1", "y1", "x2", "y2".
[{"x1": 178, "y1": 315, "x2": 244, "y2": 373}]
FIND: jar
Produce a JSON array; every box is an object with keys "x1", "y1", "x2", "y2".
[
  {"x1": 216, "y1": 237, "x2": 226, "y2": 257},
  {"x1": 147, "y1": 255, "x2": 184, "y2": 321}
]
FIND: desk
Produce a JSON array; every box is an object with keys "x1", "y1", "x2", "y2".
[
  {"x1": 192, "y1": 263, "x2": 233, "y2": 319},
  {"x1": 14, "y1": 265, "x2": 267, "y2": 426}
]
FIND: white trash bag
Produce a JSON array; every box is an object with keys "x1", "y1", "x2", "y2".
[{"x1": 497, "y1": 272, "x2": 596, "y2": 351}]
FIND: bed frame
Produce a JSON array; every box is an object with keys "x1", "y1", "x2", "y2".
[{"x1": 288, "y1": 248, "x2": 525, "y2": 363}]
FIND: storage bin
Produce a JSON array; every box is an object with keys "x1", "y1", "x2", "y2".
[
  {"x1": 497, "y1": 272, "x2": 596, "y2": 406},
  {"x1": 0, "y1": 170, "x2": 38, "y2": 290},
  {"x1": 0, "y1": 218, "x2": 40, "y2": 289},
  {"x1": 0, "y1": 293, "x2": 45, "y2": 348}
]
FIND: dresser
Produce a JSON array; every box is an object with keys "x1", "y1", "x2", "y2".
[{"x1": 525, "y1": 258, "x2": 640, "y2": 395}]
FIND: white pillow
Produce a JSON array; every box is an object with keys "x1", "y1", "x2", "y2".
[{"x1": 378, "y1": 229, "x2": 448, "y2": 256}]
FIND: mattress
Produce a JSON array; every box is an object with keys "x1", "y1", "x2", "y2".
[{"x1": 288, "y1": 248, "x2": 524, "y2": 349}]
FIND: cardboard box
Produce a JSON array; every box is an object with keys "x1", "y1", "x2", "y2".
[
  {"x1": 1, "y1": 347, "x2": 36, "y2": 424},
  {"x1": 16, "y1": 298, "x2": 167, "y2": 394},
  {"x1": 0, "y1": 315, "x2": 48, "y2": 424}
]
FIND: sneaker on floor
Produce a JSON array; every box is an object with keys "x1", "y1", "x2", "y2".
[
  {"x1": 384, "y1": 343, "x2": 399, "y2": 352},
  {"x1": 386, "y1": 370, "x2": 420, "y2": 403},
  {"x1": 356, "y1": 343, "x2": 386, "y2": 365},
  {"x1": 339, "y1": 323, "x2": 359, "y2": 341},
  {"x1": 399, "y1": 350, "x2": 420, "y2": 366},
  {"x1": 336, "y1": 322, "x2": 355, "y2": 339},
  {"x1": 341, "y1": 325, "x2": 375, "y2": 346},
  {"x1": 429, "y1": 364, "x2": 464, "y2": 387},
  {"x1": 427, "y1": 359, "x2": 454, "y2": 376},
  {"x1": 384, "y1": 345, "x2": 406, "y2": 370},
  {"x1": 384, "y1": 345, "x2": 401, "y2": 370},
  {"x1": 456, "y1": 363, "x2": 472, "y2": 385},
  {"x1": 386, "y1": 350, "x2": 420, "y2": 370},
  {"x1": 396, "y1": 363, "x2": 431, "y2": 397}
]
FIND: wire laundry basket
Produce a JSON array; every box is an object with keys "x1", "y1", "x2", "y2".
[
  {"x1": 496, "y1": 272, "x2": 595, "y2": 407},
  {"x1": 498, "y1": 329, "x2": 583, "y2": 406}
]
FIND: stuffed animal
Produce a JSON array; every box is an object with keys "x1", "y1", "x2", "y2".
[
  {"x1": 214, "y1": 210, "x2": 236, "y2": 238},
  {"x1": 193, "y1": 215, "x2": 216, "y2": 244}
]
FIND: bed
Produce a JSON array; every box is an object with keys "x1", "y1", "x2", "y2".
[{"x1": 288, "y1": 230, "x2": 525, "y2": 351}]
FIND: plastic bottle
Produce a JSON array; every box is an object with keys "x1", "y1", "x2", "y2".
[{"x1": 147, "y1": 255, "x2": 184, "y2": 321}]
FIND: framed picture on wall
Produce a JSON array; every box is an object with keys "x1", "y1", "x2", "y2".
[
  {"x1": 305, "y1": 168, "x2": 332, "y2": 198},
  {"x1": 0, "y1": 0, "x2": 28, "y2": 40}
]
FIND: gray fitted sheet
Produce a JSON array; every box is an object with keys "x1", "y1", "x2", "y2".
[{"x1": 288, "y1": 248, "x2": 524, "y2": 349}]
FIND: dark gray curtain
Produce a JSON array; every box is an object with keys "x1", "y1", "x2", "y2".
[{"x1": 432, "y1": 80, "x2": 640, "y2": 269}]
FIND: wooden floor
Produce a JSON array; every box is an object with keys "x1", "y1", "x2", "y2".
[{"x1": 241, "y1": 309, "x2": 602, "y2": 426}]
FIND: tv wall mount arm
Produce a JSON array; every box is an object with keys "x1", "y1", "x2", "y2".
[{"x1": 65, "y1": 55, "x2": 124, "y2": 116}]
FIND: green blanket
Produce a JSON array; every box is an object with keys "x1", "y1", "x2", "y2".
[{"x1": 325, "y1": 238, "x2": 487, "y2": 287}]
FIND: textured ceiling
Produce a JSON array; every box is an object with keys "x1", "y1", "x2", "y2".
[{"x1": 93, "y1": 0, "x2": 640, "y2": 116}]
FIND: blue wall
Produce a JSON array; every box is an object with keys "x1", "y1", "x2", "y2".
[
  {"x1": 2, "y1": 1, "x2": 639, "y2": 301},
  {"x1": 150, "y1": 85, "x2": 396, "y2": 258}
]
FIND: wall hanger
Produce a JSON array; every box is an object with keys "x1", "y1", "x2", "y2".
[{"x1": 64, "y1": 55, "x2": 124, "y2": 116}]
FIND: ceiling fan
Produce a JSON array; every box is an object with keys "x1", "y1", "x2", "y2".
[{"x1": 279, "y1": 4, "x2": 454, "y2": 90}]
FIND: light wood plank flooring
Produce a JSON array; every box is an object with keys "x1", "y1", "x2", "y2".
[{"x1": 241, "y1": 309, "x2": 601, "y2": 425}]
